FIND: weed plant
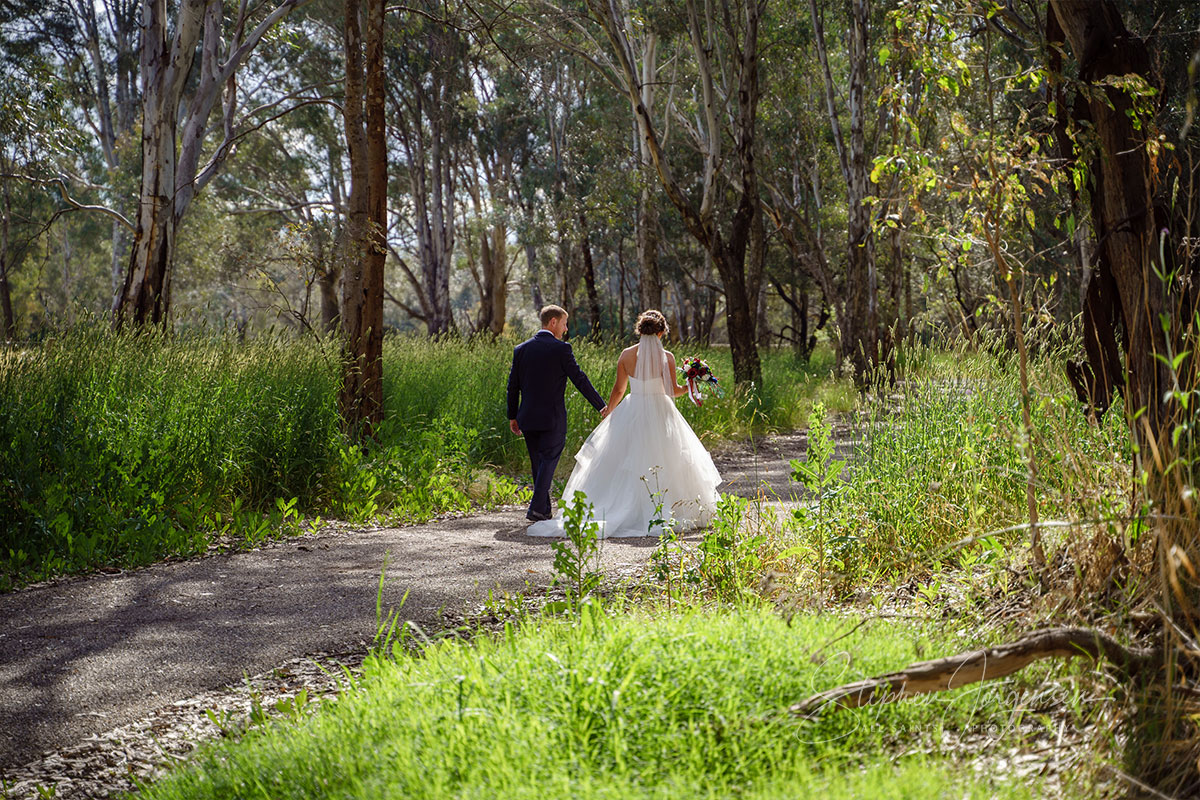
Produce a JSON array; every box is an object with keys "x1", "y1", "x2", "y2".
[
  {"x1": 132, "y1": 606, "x2": 1042, "y2": 800},
  {"x1": 547, "y1": 491, "x2": 603, "y2": 612}
]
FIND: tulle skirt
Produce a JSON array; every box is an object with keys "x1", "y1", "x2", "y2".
[{"x1": 527, "y1": 387, "x2": 722, "y2": 538}]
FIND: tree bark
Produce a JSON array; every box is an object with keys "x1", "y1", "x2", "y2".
[
  {"x1": 580, "y1": 209, "x2": 602, "y2": 338},
  {"x1": 114, "y1": 0, "x2": 306, "y2": 327},
  {"x1": 633, "y1": 32, "x2": 662, "y2": 310},
  {"x1": 1050, "y1": 0, "x2": 1169, "y2": 445},
  {"x1": 636, "y1": 179, "x2": 661, "y2": 310},
  {"x1": 810, "y1": 0, "x2": 877, "y2": 382},
  {"x1": 339, "y1": 0, "x2": 386, "y2": 436},
  {"x1": 1, "y1": 177, "x2": 15, "y2": 340}
]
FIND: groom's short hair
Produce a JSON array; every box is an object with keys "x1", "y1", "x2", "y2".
[{"x1": 539, "y1": 305, "x2": 567, "y2": 326}]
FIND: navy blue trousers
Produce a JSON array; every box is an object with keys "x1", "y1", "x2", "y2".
[{"x1": 524, "y1": 429, "x2": 565, "y2": 518}]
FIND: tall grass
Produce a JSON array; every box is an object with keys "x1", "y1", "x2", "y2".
[
  {"x1": 382, "y1": 334, "x2": 854, "y2": 474},
  {"x1": 777, "y1": 340, "x2": 1132, "y2": 585},
  {"x1": 1, "y1": 327, "x2": 848, "y2": 588},
  {"x1": 0, "y1": 326, "x2": 343, "y2": 584},
  {"x1": 131, "y1": 606, "x2": 1042, "y2": 800}
]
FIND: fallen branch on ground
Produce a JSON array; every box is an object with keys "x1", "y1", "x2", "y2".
[{"x1": 791, "y1": 626, "x2": 1158, "y2": 717}]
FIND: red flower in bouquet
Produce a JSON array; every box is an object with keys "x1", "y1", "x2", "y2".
[{"x1": 677, "y1": 357, "x2": 723, "y2": 406}]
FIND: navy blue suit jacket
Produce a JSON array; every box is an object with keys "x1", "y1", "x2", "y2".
[{"x1": 507, "y1": 330, "x2": 605, "y2": 436}]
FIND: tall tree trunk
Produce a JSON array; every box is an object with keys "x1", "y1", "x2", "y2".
[
  {"x1": 484, "y1": 223, "x2": 508, "y2": 337},
  {"x1": 1, "y1": 179, "x2": 15, "y2": 340},
  {"x1": 115, "y1": 0, "x2": 192, "y2": 326},
  {"x1": 811, "y1": 0, "x2": 877, "y2": 382},
  {"x1": 526, "y1": 240, "x2": 544, "y2": 312},
  {"x1": 617, "y1": 237, "x2": 627, "y2": 329},
  {"x1": 888, "y1": 215, "x2": 905, "y2": 340},
  {"x1": 339, "y1": 0, "x2": 386, "y2": 435},
  {"x1": 115, "y1": 0, "x2": 303, "y2": 327},
  {"x1": 632, "y1": 33, "x2": 662, "y2": 310},
  {"x1": 468, "y1": 158, "x2": 508, "y2": 338},
  {"x1": 319, "y1": 267, "x2": 341, "y2": 334},
  {"x1": 1051, "y1": 1, "x2": 1170, "y2": 444},
  {"x1": 749, "y1": 207, "x2": 769, "y2": 346},
  {"x1": 636, "y1": 182, "x2": 661, "y2": 309},
  {"x1": 0, "y1": 262, "x2": 13, "y2": 341}
]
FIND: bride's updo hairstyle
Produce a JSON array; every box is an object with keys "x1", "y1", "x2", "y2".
[{"x1": 635, "y1": 309, "x2": 668, "y2": 337}]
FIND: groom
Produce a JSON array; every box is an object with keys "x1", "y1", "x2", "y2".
[{"x1": 507, "y1": 305, "x2": 608, "y2": 521}]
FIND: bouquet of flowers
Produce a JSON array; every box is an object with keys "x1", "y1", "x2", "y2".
[{"x1": 678, "y1": 356, "x2": 724, "y2": 407}]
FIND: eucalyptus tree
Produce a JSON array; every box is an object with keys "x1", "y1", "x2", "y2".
[
  {"x1": 339, "y1": 0, "x2": 386, "y2": 433},
  {"x1": 808, "y1": 0, "x2": 877, "y2": 381},
  {"x1": 580, "y1": 0, "x2": 766, "y2": 385},
  {"x1": 54, "y1": 0, "x2": 140, "y2": 304},
  {"x1": 113, "y1": 0, "x2": 312, "y2": 327},
  {"x1": 386, "y1": 2, "x2": 471, "y2": 336}
]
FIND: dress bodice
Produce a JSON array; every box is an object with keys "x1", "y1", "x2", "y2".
[{"x1": 628, "y1": 376, "x2": 666, "y2": 395}]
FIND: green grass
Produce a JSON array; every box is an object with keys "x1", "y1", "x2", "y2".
[
  {"x1": 0, "y1": 326, "x2": 345, "y2": 584},
  {"x1": 383, "y1": 334, "x2": 855, "y2": 476},
  {"x1": 131, "y1": 605, "x2": 1042, "y2": 799},
  {"x1": 776, "y1": 340, "x2": 1133, "y2": 585},
  {"x1": 0, "y1": 327, "x2": 849, "y2": 588}
]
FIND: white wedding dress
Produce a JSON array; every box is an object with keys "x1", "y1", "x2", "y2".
[{"x1": 528, "y1": 335, "x2": 722, "y2": 538}]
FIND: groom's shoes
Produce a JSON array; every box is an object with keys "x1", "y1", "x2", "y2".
[{"x1": 526, "y1": 511, "x2": 551, "y2": 522}]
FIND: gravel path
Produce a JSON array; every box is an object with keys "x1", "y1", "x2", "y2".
[{"x1": 0, "y1": 431, "x2": 838, "y2": 797}]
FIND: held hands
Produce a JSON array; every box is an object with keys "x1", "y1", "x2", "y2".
[
  {"x1": 599, "y1": 405, "x2": 610, "y2": 419},
  {"x1": 509, "y1": 419, "x2": 522, "y2": 436}
]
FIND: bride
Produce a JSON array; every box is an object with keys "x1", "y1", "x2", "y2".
[{"x1": 527, "y1": 310, "x2": 722, "y2": 538}]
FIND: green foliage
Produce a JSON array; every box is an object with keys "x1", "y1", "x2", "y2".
[
  {"x1": 0, "y1": 325, "x2": 342, "y2": 586},
  {"x1": 132, "y1": 608, "x2": 1042, "y2": 800},
  {"x1": 0, "y1": 326, "x2": 523, "y2": 588},
  {"x1": 547, "y1": 491, "x2": 602, "y2": 612},
  {"x1": 789, "y1": 402, "x2": 849, "y2": 582},
  {"x1": 779, "y1": 343, "x2": 1131, "y2": 586},
  {"x1": 694, "y1": 494, "x2": 763, "y2": 602}
]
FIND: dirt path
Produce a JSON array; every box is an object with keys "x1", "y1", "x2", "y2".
[{"x1": 0, "y1": 432, "x2": 827, "y2": 795}]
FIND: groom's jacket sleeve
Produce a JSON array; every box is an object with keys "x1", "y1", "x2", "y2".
[
  {"x1": 561, "y1": 342, "x2": 605, "y2": 411},
  {"x1": 506, "y1": 345, "x2": 521, "y2": 420}
]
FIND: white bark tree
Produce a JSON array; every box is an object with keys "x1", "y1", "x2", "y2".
[{"x1": 114, "y1": 0, "x2": 310, "y2": 326}]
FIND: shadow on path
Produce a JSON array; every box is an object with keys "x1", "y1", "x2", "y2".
[{"x1": 0, "y1": 430, "x2": 837, "y2": 770}]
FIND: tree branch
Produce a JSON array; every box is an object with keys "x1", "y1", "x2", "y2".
[
  {"x1": 1, "y1": 174, "x2": 134, "y2": 231},
  {"x1": 791, "y1": 627, "x2": 1159, "y2": 718}
]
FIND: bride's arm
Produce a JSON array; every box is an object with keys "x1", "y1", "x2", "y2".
[
  {"x1": 606, "y1": 355, "x2": 630, "y2": 410},
  {"x1": 664, "y1": 352, "x2": 689, "y2": 398}
]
